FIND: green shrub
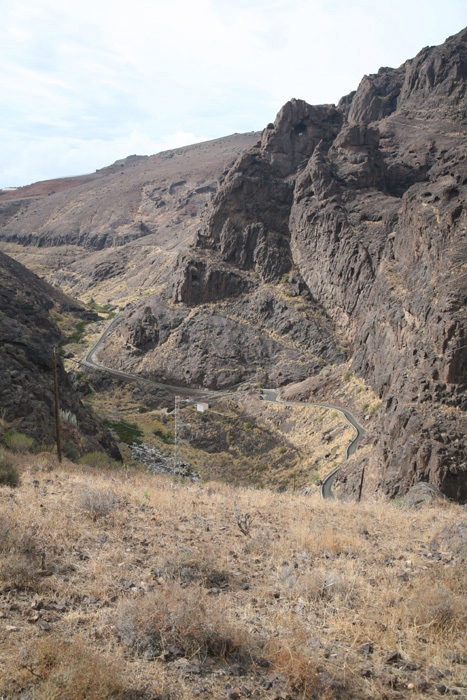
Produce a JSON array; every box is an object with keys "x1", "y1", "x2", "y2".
[
  {"x1": 107, "y1": 420, "x2": 142, "y2": 445},
  {"x1": 369, "y1": 401, "x2": 382, "y2": 415},
  {"x1": 78, "y1": 451, "x2": 110, "y2": 469},
  {"x1": 280, "y1": 273, "x2": 290, "y2": 284},
  {"x1": 3, "y1": 428, "x2": 34, "y2": 453},
  {"x1": 62, "y1": 440, "x2": 80, "y2": 461},
  {"x1": 342, "y1": 369, "x2": 351, "y2": 381},
  {"x1": 0, "y1": 452, "x2": 20, "y2": 487},
  {"x1": 154, "y1": 428, "x2": 174, "y2": 444},
  {"x1": 361, "y1": 403, "x2": 370, "y2": 412}
]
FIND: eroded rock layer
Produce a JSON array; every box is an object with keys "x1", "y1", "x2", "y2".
[
  {"x1": 1, "y1": 29, "x2": 466, "y2": 500},
  {"x1": 0, "y1": 251, "x2": 119, "y2": 457},
  {"x1": 169, "y1": 28, "x2": 467, "y2": 501}
]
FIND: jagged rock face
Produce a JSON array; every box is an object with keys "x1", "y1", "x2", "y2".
[
  {"x1": 98, "y1": 289, "x2": 344, "y2": 390},
  {"x1": 173, "y1": 28, "x2": 467, "y2": 501},
  {"x1": 1, "y1": 30, "x2": 466, "y2": 501},
  {"x1": 0, "y1": 251, "x2": 119, "y2": 457},
  {"x1": 172, "y1": 253, "x2": 253, "y2": 305}
]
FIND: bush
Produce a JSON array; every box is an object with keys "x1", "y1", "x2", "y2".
[
  {"x1": 78, "y1": 451, "x2": 110, "y2": 468},
  {"x1": 0, "y1": 452, "x2": 20, "y2": 487},
  {"x1": 23, "y1": 637, "x2": 125, "y2": 700},
  {"x1": 79, "y1": 488, "x2": 116, "y2": 520},
  {"x1": 59, "y1": 408, "x2": 78, "y2": 428},
  {"x1": 0, "y1": 514, "x2": 41, "y2": 589},
  {"x1": 342, "y1": 369, "x2": 351, "y2": 381},
  {"x1": 62, "y1": 439, "x2": 79, "y2": 461},
  {"x1": 116, "y1": 582, "x2": 254, "y2": 661},
  {"x1": 154, "y1": 428, "x2": 174, "y2": 444},
  {"x1": 3, "y1": 428, "x2": 34, "y2": 453}
]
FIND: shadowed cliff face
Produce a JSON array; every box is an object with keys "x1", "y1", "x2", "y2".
[
  {"x1": 0, "y1": 251, "x2": 120, "y2": 458},
  {"x1": 171, "y1": 28, "x2": 467, "y2": 502}
]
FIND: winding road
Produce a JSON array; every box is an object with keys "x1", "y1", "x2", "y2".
[{"x1": 82, "y1": 315, "x2": 366, "y2": 498}]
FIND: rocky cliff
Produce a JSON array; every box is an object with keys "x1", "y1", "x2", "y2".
[
  {"x1": 0, "y1": 30, "x2": 466, "y2": 501},
  {"x1": 0, "y1": 251, "x2": 119, "y2": 457},
  {"x1": 168, "y1": 28, "x2": 467, "y2": 501}
]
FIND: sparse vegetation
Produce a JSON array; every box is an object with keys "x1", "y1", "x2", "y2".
[
  {"x1": 0, "y1": 451, "x2": 20, "y2": 487},
  {"x1": 2, "y1": 428, "x2": 34, "y2": 453},
  {"x1": 78, "y1": 450, "x2": 110, "y2": 468},
  {"x1": 21, "y1": 638, "x2": 125, "y2": 699},
  {"x1": 0, "y1": 452, "x2": 466, "y2": 699},
  {"x1": 106, "y1": 419, "x2": 142, "y2": 445}
]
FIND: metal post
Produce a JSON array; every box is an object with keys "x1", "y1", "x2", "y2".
[
  {"x1": 174, "y1": 395, "x2": 179, "y2": 471},
  {"x1": 53, "y1": 346, "x2": 62, "y2": 463}
]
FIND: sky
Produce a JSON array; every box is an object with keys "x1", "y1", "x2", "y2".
[{"x1": 1, "y1": 0, "x2": 466, "y2": 188}]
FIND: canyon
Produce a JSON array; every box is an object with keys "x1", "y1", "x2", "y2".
[{"x1": 0, "y1": 29, "x2": 466, "y2": 501}]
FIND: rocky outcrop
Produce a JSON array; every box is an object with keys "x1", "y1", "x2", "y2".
[
  {"x1": 0, "y1": 251, "x2": 120, "y2": 458},
  {"x1": 172, "y1": 28, "x2": 467, "y2": 501},
  {"x1": 98, "y1": 289, "x2": 344, "y2": 390},
  {"x1": 172, "y1": 253, "x2": 253, "y2": 305},
  {"x1": 1, "y1": 30, "x2": 466, "y2": 501}
]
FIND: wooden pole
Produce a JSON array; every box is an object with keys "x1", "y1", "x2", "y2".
[
  {"x1": 53, "y1": 346, "x2": 62, "y2": 463},
  {"x1": 358, "y1": 465, "x2": 365, "y2": 502}
]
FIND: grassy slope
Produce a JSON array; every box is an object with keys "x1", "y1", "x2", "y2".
[{"x1": 1, "y1": 451, "x2": 466, "y2": 699}]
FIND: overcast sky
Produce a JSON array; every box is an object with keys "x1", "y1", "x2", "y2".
[{"x1": 1, "y1": 0, "x2": 466, "y2": 188}]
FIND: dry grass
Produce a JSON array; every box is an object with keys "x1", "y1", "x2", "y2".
[
  {"x1": 20, "y1": 637, "x2": 126, "y2": 699},
  {"x1": 0, "y1": 451, "x2": 466, "y2": 699}
]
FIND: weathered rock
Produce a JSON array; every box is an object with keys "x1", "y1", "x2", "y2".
[
  {"x1": 0, "y1": 251, "x2": 120, "y2": 458},
  {"x1": 1, "y1": 30, "x2": 466, "y2": 501},
  {"x1": 404, "y1": 482, "x2": 448, "y2": 508},
  {"x1": 175, "y1": 27, "x2": 467, "y2": 501}
]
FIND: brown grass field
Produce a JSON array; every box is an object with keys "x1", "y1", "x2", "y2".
[{"x1": 1, "y1": 450, "x2": 466, "y2": 699}]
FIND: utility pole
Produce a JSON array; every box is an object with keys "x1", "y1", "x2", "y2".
[
  {"x1": 52, "y1": 346, "x2": 62, "y2": 463},
  {"x1": 358, "y1": 465, "x2": 365, "y2": 502}
]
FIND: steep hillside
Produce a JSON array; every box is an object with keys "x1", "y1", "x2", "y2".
[
  {"x1": 1, "y1": 454, "x2": 466, "y2": 700},
  {"x1": 0, "y1": 251, "x2": 119, "y2": 457},
  {"x1": 0, "y1": 31, "x2": 466, "y2": 502},
  {"x1": 0, "y1": 133, "x2": 260, "y2": 306},
  {"x1": 168, "y1": 28, "x2": 467, "y2": 501}
]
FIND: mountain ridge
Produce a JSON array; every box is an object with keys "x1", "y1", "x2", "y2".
[{"x1": 0, "y1": 29, "x2": 466, "y2": 501}]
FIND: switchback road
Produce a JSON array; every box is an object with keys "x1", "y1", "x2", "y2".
[{"x1": 82, "y1": 315, "x2": 366, "y2": 498}]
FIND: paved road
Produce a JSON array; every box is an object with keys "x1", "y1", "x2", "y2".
[
  {"x1": 262, "y1": 390, "x2": 366, "y2": 498},
  {"x1": 82, "y1": 315, "x2": 366, "y2": 498}
]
